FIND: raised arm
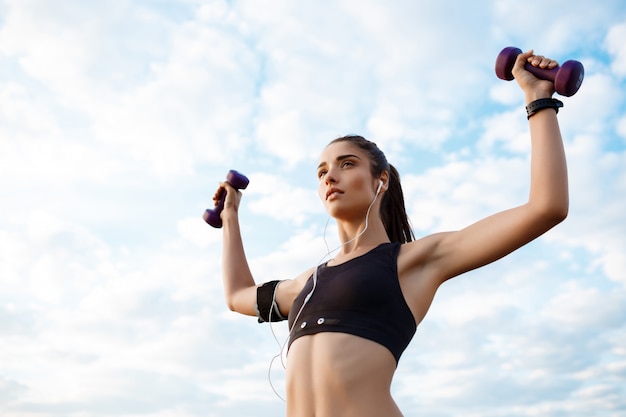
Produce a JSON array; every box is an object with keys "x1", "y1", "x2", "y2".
[
  {"x1": 217, "y1": 182, "x2": 258, "y2": 316},
  {"x1": 416, "y1": 50, "x2": 569, "y2": 283},
  {"x1": 216, "y1": 182, "x2": 307, "y2": 318}
]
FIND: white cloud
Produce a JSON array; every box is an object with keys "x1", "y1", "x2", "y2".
[
  {"x1": 403, "y1": 155, "x2": 528, "y2": 233},
  {"x1": 245, "y1": 172, "x2": 323, "y2": 225},
  {"x1": 478, "y1": 109, "x2": 530, "y2": 154},
  {"x1": 540, "y1": 281, "x2": 626, "y2": 328},
  {"x1": 606, "y1": 22, "x2": 626, "y2": 76},
  {"x1": 553, "y1": 134, "x2": 626, "y2": 285},
  {"x1": 617, "y1": 114, "x2": 626, "y2": 140}
]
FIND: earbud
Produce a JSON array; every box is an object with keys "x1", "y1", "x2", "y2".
[{"x1": 376, "y1": 180, "x2": 383, "y2": 195}]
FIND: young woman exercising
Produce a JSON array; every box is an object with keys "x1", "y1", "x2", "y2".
[{"x1": 214, "y1": 49, "x2": 569, "y2": 417}]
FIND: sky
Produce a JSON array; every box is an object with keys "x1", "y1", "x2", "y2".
[{"x1": 1, "y1": 0, "x2": 625, "y2": 416}]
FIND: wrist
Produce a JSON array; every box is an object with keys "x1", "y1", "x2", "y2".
[
  {"x1": 221, "y1": 208, "x2": 239, "y2": 223},
  {"x1": 524, "y1": 91, "x2": 553, "y2": 105},
  {"x1": 525, "y1": 98, "x2": 563, "y2": 119}
]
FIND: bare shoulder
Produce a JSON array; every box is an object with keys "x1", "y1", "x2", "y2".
[
  {"x1": 279, "y1": 267, "x2": 313, "y2": 293},
  {"x1": 275, "y1": 266, "x2": 314, "y2": 316}
]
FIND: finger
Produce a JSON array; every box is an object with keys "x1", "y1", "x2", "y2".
[
  {"x1": 527, "y1": 55, "x2": 545, "y2": 67},
  {"x1": 219, "y1": 182, "x2": 241, "y2": 204},
  {"x1": 213, "y1": 182, "x2": 228, "y2": 201},
  {"x1": 527, "y1": 54, "x2": 559, "y2": 69},
  {"x1": 512, "y1": 49, "x2": 530, "y2": 71},
  {"x1": 221, "y1": 181, "x2": 236, "y2": 193},
  {"x1": 546, "y1": 59, "x2": 559, "y2": 69},
  {"x1": 518, "y1": 49, "x2": 534, "y2": 63}
]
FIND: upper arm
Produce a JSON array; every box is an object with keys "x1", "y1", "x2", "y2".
[
  {"x1": 274, "y1": 270, "x2": 312, "y2": 318},
  {"x1": 228, "y1": 268, "x2": 312, "y2": 319},
  {"x1": 416, "y1": 203, "x2": 566, "y2": 284},
  {"x1": 227, "y1": 284, "x2": 258, "y2": 317}
]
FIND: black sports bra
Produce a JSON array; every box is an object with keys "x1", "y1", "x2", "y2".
[{"x1": 288, "y1": 242, "x2": 416, "y2": 364}]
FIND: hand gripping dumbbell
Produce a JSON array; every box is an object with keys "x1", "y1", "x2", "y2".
[
  {"x1": 495, "y1": 46, "x2": 584, "y2": 97},
  {"x1": 203, "y1": 170, "x2": 249, "y2": 228}
]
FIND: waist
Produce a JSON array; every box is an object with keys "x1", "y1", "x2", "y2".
[
  {"x1": 286, "y1": 333, "x2": 403, "y2": 417},
  {"x1": 287, "y1": 332, "x2": 397, "y2": 391}
]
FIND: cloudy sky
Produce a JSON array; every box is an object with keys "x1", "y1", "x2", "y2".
[{"x1": 1, "y1": 0, "x2": 625, "y2": 416}]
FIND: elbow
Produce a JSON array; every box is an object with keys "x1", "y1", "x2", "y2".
[
  {"x1": 556, "y1": 203, "x2": 569, "y2": 224},
  {"x1": 552, "y1": 195, "x2": 569, "y2": 224},
  {"x1": 224, "y1": 295, "x2": 238, "y2": 312},
  {"x1": 529, "y1": 189, "x2": 568, "y2": 228},
  {"x1": 225, "y1": 300, "x2": 236, "y2": 312},
  {"x1": 540, "y1": 201, "x2": 569, "y2": 229},
  {"x1": 224, "y1": 290, "x2": 254, "y2": 315},
  {"x1": 548, "y1": 209, "x2": 568, "y2": 228}
]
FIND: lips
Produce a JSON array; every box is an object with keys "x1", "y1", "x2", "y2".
[{"x1": 326, "y1": 188, "x2": 344, "y2": 200}]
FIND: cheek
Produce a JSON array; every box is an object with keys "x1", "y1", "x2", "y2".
[{"x1": 350, "y1": 175, "x2": 370, "y2": 194}]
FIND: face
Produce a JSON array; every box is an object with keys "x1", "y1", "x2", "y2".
[{"x1": 316, "y1": 141, "x2": 380, "y2": 219}]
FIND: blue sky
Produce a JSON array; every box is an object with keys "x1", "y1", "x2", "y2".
[{"x1": 1, "y1": 0, "x2": 625, "y2": 416}]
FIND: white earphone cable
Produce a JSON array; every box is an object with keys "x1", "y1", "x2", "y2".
[{"x1": 267, "y1": 180, "x2": 383, "y2": 402}]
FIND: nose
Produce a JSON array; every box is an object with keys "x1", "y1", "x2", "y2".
[{"x1": 324, "y1": 169, "x2": 337, "y2": 185}]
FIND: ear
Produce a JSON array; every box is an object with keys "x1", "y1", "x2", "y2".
[{"x1": 379, "y1": 170, "x2": 390, "y2": 192}]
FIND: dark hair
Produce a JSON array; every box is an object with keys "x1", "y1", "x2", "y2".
[{"x1": 328, "y1": 135, "x2": 415, "y2": 243}]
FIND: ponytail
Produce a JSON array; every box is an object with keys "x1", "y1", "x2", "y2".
[
  {"x1": 381, "y1": 164, "x2": 415, "y2": 243},
  {"x1": 328, "y1": 135, "x2": 415, "y2": 243}
]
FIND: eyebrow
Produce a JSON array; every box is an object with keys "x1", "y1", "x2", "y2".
[{"x1": 317, "y1": 154, "x2": 361, "y2": 169}]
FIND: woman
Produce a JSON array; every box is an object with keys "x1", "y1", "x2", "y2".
[{"x1": 214, "y1": 50, "x2": 569, "y2": 417}]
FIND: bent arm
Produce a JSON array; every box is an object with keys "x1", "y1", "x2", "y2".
[
  {"x1": 217, "y1": 183, "x2": 308, "y2": 318},
  {"x1": 219, "y1": 183, "x2": 258, "y2": 316},
  {"x1": 423, "y1": 50, "x2": 569, "y2": 282}
]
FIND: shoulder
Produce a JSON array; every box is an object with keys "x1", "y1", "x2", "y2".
[
  {"x1": 397, "y1": 232, "x2": 453, "y2": 284},
  {"x1": 398, "y1": 232, "x2": 451, "y2": 265},
  {"x1": 277, "y1": 266, "x2": 314, "y2": 298}
]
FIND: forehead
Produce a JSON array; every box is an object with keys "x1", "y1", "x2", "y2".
[{"x1": 318, "y1": 141, "x2": 366, "y2": 164}]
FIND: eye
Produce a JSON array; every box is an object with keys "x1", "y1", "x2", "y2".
[
  {"x1": 317, "y1": 169, "x2": 327, "y2": 179},
  {"x1": 341, "y1": 160, "x2": 354, "y2": 168}
]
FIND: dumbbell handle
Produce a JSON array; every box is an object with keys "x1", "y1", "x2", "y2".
[
  {"x1": 495, "y1": 46, "x2": 584, "y2": 97},
  {"x1": 203, "y1": 170, "x2": 249, "y2": 228}
]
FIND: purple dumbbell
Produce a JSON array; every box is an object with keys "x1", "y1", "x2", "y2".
[
  {"x1": 495, "y1": 46, "x2": 584, "y2": 97},
  {"x1": 203, "y1": 170, "x2": 250, "y2": 228}
]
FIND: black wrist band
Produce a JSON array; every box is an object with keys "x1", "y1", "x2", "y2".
[{"x1": 525, "y1": 98, "x2": 564, "y2": 119}]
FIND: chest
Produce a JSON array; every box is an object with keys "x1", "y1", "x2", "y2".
[{"x1": 307, "y1": 257, "x2": 404, "y2": 315}]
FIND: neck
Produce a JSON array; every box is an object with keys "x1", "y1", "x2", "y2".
[{"x1": 335, "y1": 217, "x2": 389, "y2": 254}]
